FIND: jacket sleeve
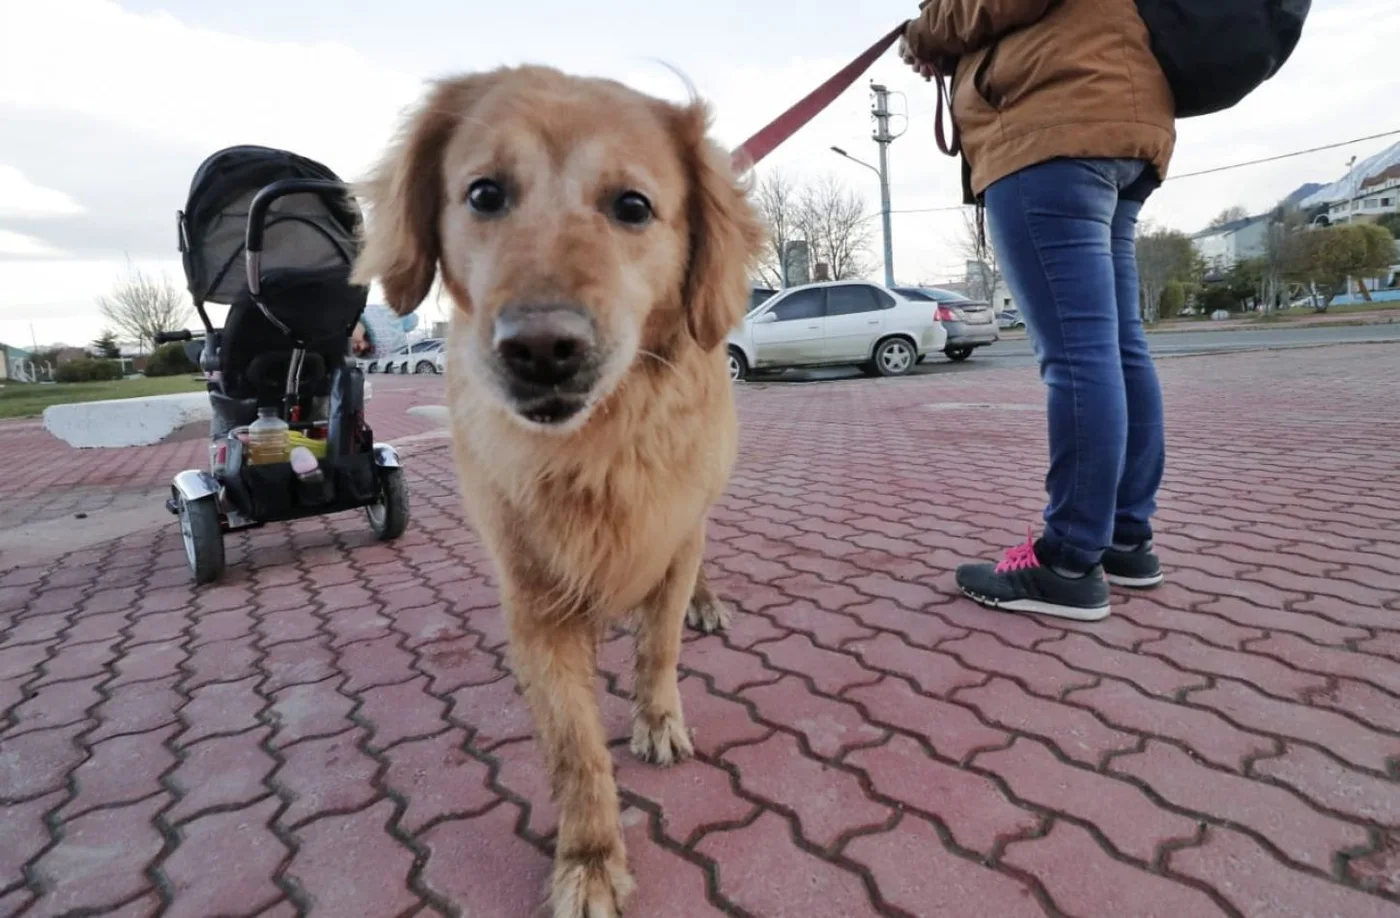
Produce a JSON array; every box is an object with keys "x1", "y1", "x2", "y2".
[{"x1": 905, "y1": 0, "x2": 1058, "y2": 58}]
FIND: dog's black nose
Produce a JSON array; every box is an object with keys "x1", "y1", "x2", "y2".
[{"x1": 494, "y1": 305, "x2": 597, "y2": 387}]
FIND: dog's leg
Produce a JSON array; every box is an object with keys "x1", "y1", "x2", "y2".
[
  {"x1": 506, "y1": 600, "x2": 634, "y2": 918},
  {"x1": 633, "y1": 530, "x2": 705, "y2": 764},
  {"x1": 685, "y1": 561, "x2": 733, "y2": 634}
]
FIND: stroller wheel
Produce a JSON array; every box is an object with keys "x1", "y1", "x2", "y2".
[
  {"x1": 179, "y1": 495, "x2": 226, "y2": 584},
  {"x1": 367, "y1": 467, "x2": 410, "y2": 541}
]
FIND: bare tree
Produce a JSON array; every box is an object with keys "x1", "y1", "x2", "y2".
[
  {"x1": 1208, "y1": 205, "x2": 1250, "y2": 228},
  {"x1": 97, "y1": 265, "x2": 192, "y2": 352},
  {"x1": 957, "y1": 207, "x2": 1002, "y2": 304},
  {"x1": 795, "y1": 174, "x2": 875, "y2": 281},
  {"x1": 750, "y1": 170, "x2": 802, "y2": 288},
  {"x1": 1135, "y1": 221, "x2": 1200, "y2": 322}
]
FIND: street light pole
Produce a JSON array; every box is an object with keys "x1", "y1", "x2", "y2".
[
  {"x1": 831, "y1": 83, "x2": 898, "y2": 287},
  {"x1": 871, "y1": 83, "x2": 896, "y2": 288},
  {"x1": 831, "y1": 145, "x2": 895, "y2": 287}
]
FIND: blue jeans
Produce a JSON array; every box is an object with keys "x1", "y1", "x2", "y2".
[{"x1": 984, "y1": 158, "x2": 1165, "y2": 572}]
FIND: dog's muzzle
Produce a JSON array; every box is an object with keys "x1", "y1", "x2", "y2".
[{"x1": 492, "y1": 304, "x2": 601, "y2": 425}]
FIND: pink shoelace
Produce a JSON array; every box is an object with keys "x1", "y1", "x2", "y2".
[{"x1": 994, "y1": 531, "x2": 1041, "y2": 573}]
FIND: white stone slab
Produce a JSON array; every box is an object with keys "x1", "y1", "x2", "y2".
[{"x1": 44, "y1": 392, "x2": 212, "y2": 448}]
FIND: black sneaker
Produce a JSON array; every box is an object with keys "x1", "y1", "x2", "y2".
[
  {"x1": 955, "y1": 534, "x2": 1111, "y2": 621},
  {"x1": 1102, "y1": 541, "x2": 1164, "y2": 589}
]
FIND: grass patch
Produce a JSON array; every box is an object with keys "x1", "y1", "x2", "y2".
[{"x1": 0, "y1": 376, "x2": 206, "y2": 420}]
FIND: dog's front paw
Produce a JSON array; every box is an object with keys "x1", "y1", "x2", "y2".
[
  {"x1": 551, "y1": 848, "x2": 634, "y2": 918},
  {"x1": 630, "y1": 707, "x2": 694, "y2": 766},
  {"x1": 685, "y1": 594, "x2": 733, "y2": 634}
]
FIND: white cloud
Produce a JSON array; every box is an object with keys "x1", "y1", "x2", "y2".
[
  {"x1": 0, "y1": 0, "x2": 424, "y2": 182},
  {"x1": 0, "y1": 165, "x2": 86, "y2": 219},
  {"x1": 1, "y1": 0, "x2": 1396, "y2": 335},
  {"x1": 0, "y1": 230, "x2": 67, "y2": 258}
]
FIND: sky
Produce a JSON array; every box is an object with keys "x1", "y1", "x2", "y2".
[{"x1": 2, "y1": 0, "x2": 1397, "y2": 348}]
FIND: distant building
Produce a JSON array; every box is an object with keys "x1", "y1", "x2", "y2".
[
  {"x1": 0, "y1": 342, "x2": 31, "y2": 380},
  {"x1": 1321, "y1": 165, "x2": 1400, "y2": 226},
  {"x1": 1191, "y1": 214, "x2": 1271, "y2": 270}
]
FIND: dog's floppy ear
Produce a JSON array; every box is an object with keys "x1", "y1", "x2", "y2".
[
  {"x1": 672, "y1": 102, "x2": 766, "y2": 352},
  {"x1": 352, "y1": 76, "x2": 485, "y2": 316}
]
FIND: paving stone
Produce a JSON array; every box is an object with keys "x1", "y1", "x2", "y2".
[
  {"x1": 0, "y1": 789, "x2": 63, "y2": 889},
  {"x1": 358, "y1": 674, "x2": 449, "y2": 749},
  {"x1": 742, "y1": 674, "x2": 885, "y2": 758},
  {"x1": 846, "y1": 734, "x2": 1039, "y2": 856},
  {"x1": 695, "y1": 810, "x2": 881, "y2": 917},
  {"x1": 447, "y1": 675, "x2": 534, "y2": 749},
  {"x1": 1111, "y1": 740, "x2": 1371, "y2": 870},
  {"x1": 845, "y1": 676, "x2": 1008, "y2": 762},
  {"x1": 844, "y1": 813, "x2": 1044, "y2": 917},
  {"x1": 160, "y1": 798, "x2": 287, "y2": 918},
  {"x1": 1064, "y1": 680, "x2": 1276, "y2": 771},
  {"x1": 678, "y1": 674, "x2": 769, "y2": 756},
  {"x1": 177, "y1": 675, "x2": 264, "y2": 747},
  {"x1": 8, "y1": 354, "x2": 1400, "y2": 917},
  {"x1": 26, "y1": 794, "x2": 167, "y2": 917},
  {"x1": 267, "y1": 677, "x2": 356, "y2": 749},
  {"x1": 1187, "y1": 680, "x2": 1400, "y2": 772},
  {"x1": 286, "y1": 799, "x2": 421, "y2": 917},
  {"x1": 167, "y1": 727, "x2": 276, "y2": 824},
  {"x1": 382, "y1": 727, "x2": 495, "y2": 834},
  {"x1": 1169, "y1": 825, "x2": 1398, "y2": 918},
  {"x1": 725, "y1": 732, "x2": 891, "y2": 850},
  {"x1": 956, "y1": 677, "x2": 1138, "y2": 767},
  {"x1": 1003, "y1": 820, "x2": 1228, "y2": 917},
  {"x1": 0, "y1": 721, "x2": 87, "y2": 800},
  {"x1": 59, "y1": 724, "x2": 178, "y2": 818},
  {"x1": 274, "y1": 728, "x2": 379, "y2": 828},
  {"x1": 419, "y1": 802, "x2": 550, "y2": 916},
  {"x1": 976, "y1": 737, "x2": 1199, "y2": 863},
  {"x1": 847, "y1": 632, "x2": 986, "y2": 697}
]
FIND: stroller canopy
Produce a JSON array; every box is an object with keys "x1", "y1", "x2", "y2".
[{"x1": 179, "y1": 145, "x2": 364, "y2": 307}]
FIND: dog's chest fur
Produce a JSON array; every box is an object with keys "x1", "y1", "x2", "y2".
[{"x1": 446, "y1": 343, "x2": 737, "y2": 617}]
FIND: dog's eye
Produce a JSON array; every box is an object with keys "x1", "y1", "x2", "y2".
[
  {"x1": 466, "y1": 179, "x2": 508, "y2": 216},
  {"x1": 611, "y1": 191, "x2": 653, "y2": 227}
]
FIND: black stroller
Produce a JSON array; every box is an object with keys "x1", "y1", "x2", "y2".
[{"x1": 159, "y1": 145, "x2": 410, "y2": 584}]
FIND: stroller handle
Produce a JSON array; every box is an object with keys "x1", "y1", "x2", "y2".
[
  {"x1": 245, "y1": 178, "x2": 351, "y2": 254},
  {"x1": 245, "y1": 178, "x2": 354, "y2": 294}
]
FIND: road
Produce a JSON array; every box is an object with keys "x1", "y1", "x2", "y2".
[{"x1": 758, "y1": 322, "x2": 1400, "y2": 382}]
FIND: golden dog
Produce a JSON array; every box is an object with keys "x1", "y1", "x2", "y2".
[{"x1": 352, "y1": 66, "x2": 764, "y2": 916}]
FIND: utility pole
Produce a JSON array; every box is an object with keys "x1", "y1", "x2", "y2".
[{"x1": 871, "y1": 83, "x2": 896, "y2": 288}]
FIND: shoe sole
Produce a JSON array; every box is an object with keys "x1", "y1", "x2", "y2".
[
  {"x1": 1106, "y1": 572, "x2": 1165, "y2": 588},
  {"x1": 960, "y1": 586, "x2": 1111, "y2": 622}
]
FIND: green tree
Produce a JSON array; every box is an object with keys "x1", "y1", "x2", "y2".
[
  {"x1": 1286, "y1": 224, "x2": 1394, "y2": 309},
  {"x1": 143, "y1": 342, "x2": 198, "y2": 377},
  {"x1": 1136, "y1": 223, "x2": 1201, "y2": 322},
  {"x1": 91, "y1": 331, "x2": 120, "y2": 358},
  {"x1": 1159, "y1": 280, "x2": 1187, "y2": 317},
  {"x1": 1376, "y1": 212, "x2": 1400, "y2": 239},
  {"x1": 1351, "y1": 223, "x2": 1397, "y2": 300}
]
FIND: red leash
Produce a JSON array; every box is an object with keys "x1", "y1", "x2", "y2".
[{"x1": 729, "y1": 23, "x2": 909, "y2": 172}]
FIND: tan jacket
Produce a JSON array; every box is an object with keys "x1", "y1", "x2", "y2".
[{"x1": 905, "y1": 0, "x2": 1176, "y2": 199}]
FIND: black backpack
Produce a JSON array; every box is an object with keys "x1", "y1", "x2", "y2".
[{"x1": 1135, "y1": 0, "x2": 1311, "y2": 118}]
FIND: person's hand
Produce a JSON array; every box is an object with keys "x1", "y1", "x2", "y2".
[{"x1": 898, "y1": 32, "x2": 939, "y2": 81}]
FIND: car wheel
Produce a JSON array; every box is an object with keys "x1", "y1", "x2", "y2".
[
  {"x1": 366, "y1": 362, "x2": 378, "y2": 374},
  {"x1": 727, "y1": 348, "x2": 748, "y2": 382},
  {"x1": 873, "y1": 338, "x2": 916, "y2": 377},
  {"x1": 945, "y1": 346, "x2": 974, "y2": 362},
  {"x1": 414, "y1": 360, "x2": 437, "y2": 375}
]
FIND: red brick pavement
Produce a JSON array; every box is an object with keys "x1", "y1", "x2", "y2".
[{"x1": 2, "y1": 346, "x2": 1399, "y2": 917}]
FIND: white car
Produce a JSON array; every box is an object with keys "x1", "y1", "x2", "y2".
[
  {"x1": 726, "y1": 281, "x2": 947, "y2": 381},
  {"x1": 378, "y1": 338, "x2": 446, "y2": 374}
]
